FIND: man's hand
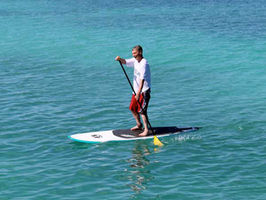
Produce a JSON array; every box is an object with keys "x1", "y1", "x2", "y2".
[
  {"x1": 135, "y1": 93, "x2": 140, "y2": 101},
  {"x1": 115, "y1": 56, "x2": 126, "y2": 64}
]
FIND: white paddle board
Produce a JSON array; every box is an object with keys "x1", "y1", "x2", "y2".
[{"x1": 68, "y1": 126, "x2": 199, "y2": 143}]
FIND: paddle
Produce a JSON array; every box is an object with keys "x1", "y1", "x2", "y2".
[{"x1": 118, "y1": 60, "x2": 163, "y2": 146}]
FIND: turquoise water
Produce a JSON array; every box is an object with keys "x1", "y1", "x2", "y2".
[{"x1": 1, "y1": 0, "x2": 266, "y2": 199}]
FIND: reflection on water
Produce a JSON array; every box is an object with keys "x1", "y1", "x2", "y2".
[{"x1": 126, "y1": 141, "x2": 155, "y2": 194}]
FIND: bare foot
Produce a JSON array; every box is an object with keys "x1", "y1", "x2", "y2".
[
  {"x1": 138, "y1": 129, "x2": 149, "y2": 137},
  {"x1": 131, "y1": 124, "x2": 143, "y2": 131}
]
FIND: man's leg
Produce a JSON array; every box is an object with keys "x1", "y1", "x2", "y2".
[
  {"x1": 131, "y1": 110, "x2": 142, "y2": 130},
  {"x1": 139, "y1": 113, "x2": 149, "y2": 136},
  {"x1": 138, "y1": 90, "x2": 150, "y2": 136}
]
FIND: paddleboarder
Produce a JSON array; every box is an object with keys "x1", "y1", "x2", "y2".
[{"x1": 115, "y1": 45, "x2": 151, "y2": 136}]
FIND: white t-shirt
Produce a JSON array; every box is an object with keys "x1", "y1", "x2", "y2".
[{"x1": 125, "y1": 58, "x2": 151, "y2": 93}]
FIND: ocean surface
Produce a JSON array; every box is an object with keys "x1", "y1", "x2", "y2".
[{"x1": 1, "y1": 0, "x2": 265, "y2": 199}]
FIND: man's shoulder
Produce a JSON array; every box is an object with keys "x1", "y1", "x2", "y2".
[{"x1": 140, "y1": 58, "x2": 148, "y2": 65}]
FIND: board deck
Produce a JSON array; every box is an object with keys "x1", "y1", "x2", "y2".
[{"x1": 68, "y1": 126, "x2": 200, "y2": 143}]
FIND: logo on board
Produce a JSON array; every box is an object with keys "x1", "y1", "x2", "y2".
[{"x1": 91, "y1": 134, "x2": 102, "y2": 138}]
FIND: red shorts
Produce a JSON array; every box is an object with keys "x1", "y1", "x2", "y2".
[{"x1": 129, "y1": 89, "x2": 150, "y2": 114}]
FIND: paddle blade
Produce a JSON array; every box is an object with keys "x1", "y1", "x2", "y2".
[{"x1": 153, "y1": 136, "x2": 163, "y2": 146}]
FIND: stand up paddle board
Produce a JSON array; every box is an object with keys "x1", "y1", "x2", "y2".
[{"x1": 68, "y1": 126, "x2": 200, "y2": 143}]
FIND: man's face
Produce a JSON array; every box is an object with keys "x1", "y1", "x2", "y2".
[{"x1": 132, "y1": 49, "x2": 140, "y2": 58}]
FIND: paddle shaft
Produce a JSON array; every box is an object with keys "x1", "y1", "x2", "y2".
[{"x1": 118, "y1": 60, "x2": 155, "y2": 135}]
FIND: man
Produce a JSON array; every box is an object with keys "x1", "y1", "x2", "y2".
[{"x1": 115, "y1": 45, "x2": 151, "y2": 136}]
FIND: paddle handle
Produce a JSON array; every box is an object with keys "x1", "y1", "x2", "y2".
[
  {"x1": 119, "y1": 61, "x2": 136, "y2": 95},
  {"x1": 118, "y1": 61, "x2": 155, "y2": 134}
]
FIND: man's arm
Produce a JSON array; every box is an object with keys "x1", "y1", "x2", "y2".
[
  {"x1": 136, "y1": 79, "x2": 144, "y2": 101},
  {"x1": 115, "y1": 56, "x2": 126, "y2": 64}
]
